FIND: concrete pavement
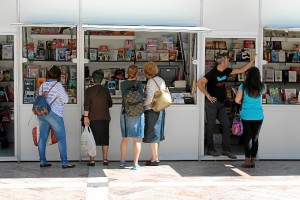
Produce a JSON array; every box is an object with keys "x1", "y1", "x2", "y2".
[{"x1": 0, "y1": 160, "x2": 300, "y2": 199}]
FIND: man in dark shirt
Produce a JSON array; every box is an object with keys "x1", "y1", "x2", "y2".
[{"x1": 197, "y1": 53, "x2": 256, "y2": 159}]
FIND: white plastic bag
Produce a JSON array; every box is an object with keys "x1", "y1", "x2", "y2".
[{"x1": 81, "y1": 126, "x2": 96, "y2": 157}]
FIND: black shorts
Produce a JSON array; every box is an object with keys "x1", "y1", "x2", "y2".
[{"x1": 89, "y1": 120, "x2": 110, "y2": 146}]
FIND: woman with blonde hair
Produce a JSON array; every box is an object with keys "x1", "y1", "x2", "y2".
[
  {"x1": 119, "y1": 65, "x2": 145, "y2": 170},
  {"x1": 143, "y1": 62, "x2": 167, "y2": 166}
]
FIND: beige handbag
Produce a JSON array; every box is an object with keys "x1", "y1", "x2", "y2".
[{"x1": 151, "y1": 78, "x2": 172, "y2": 112}]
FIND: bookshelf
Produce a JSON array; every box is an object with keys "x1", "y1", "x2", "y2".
[
  {"x1": 0, "y1": 34, "x2": 14, "y2": 151},
  {"x1": 22, "y1": 26, "x2": 78, "y2": 104},
  {"x1": 263, "y1": 28, "x2": 300, "y2": 105}
]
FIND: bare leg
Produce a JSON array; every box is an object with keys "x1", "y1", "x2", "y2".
[
  {"x1": 133, "y1": 138, "x2": 141, "y2": 165},
  {"x1": 120, "y1": 137, "x2": 129, "y2": 161},
  {"x1": 89, "y1": 156, "x2": 94, "y2": 161},
  {"x1": 102, "y1": 145, "x2": 109, "y2": 160},
  {"x1": 150, "y1": 142, "x2": 159, "y2": 161}
]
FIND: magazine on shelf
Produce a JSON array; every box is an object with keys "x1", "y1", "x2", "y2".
[
  {"x1": 274, "y1": 71, "x2": 282, "y2": 82},
  {"x1": 109, "y1": 49, "x2": 118, "y2": 61},
  {"x1": 56, "y1": 48, "x2": 67, "y2": 61},
  {"x1": 2, "y1": 44, "x2": 13, "y2": 59},
  {"x1": 99, "y1": 51, "x2": 109, "y2": 61},
  {"x1": 135, "y1": 51, "x2": 147, "y2": 61},
  {"x1": 24, "y1": 78, "x2": 36, "y2": 98},
  {"x1": 89, "y1": 48, "x2": 98, "y2": 61}
]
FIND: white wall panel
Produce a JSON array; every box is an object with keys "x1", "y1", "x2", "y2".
[
  {"x1": 20, "y1": 0, "x2": 79, "y2": 24},
  {"x1": 82, "y1": 0, "x2": 201, "y2": 26},
  {"x1": 0, "y1": 0, "x2": 17, "y2": 32},
  {"x1": 203, "y1": 0, "x2": 259, "y2": 32},
  {"x1": 262, "y1": 0, "x2": 300, "y2": 27}
]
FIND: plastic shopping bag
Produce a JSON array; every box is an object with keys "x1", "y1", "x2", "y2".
[{"x1": 81, "y1": 126, "x2": 96, "y2": 157}]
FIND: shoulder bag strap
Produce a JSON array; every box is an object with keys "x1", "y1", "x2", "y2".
[
  {"x1": 151, "y1": 78, "x2": 161, "y2": 90},
  {"x1": 46, "y1": 82, "x2": 58, "y2": 105}
]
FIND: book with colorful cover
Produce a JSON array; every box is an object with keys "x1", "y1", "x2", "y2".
[
  {"x1": 117, "y1": 48, "x2": 125, "y2": 61},
  {"x1": 124, "y1": 40, "x2": 135, "y2": 50},
  {"x1": 244, "y1": 40, "x2": 255, "y2": 49},
  {"x1": 52, "y1": 39, "x2": 65, "y2": 49},
  {"x1": 71, "y1": 50, "x2": 77, "y2": 59},
  {"x1": 124, "y1": 49, "x2": 132, "y2": 61},
  {"x1": 135, "y1": 51, "x2": 147, "y2": 61},
  {"x1": 23, "y1": 42, "x2": 34, "y2": 60},
  {"x1": 99, "y1": 51, "x2": 109, "y2": 61},
  {"x1": 269, "y1": 88, "x2": 281, "y2": 104},
  {"x1": 169, "y1": 50, "x2": 178, "y2": 61},
  {"x1": 56, "y1": 48, "x2": 67, "y2": 61},
  {"x1": 27, "y1": 65, "x2": 40, "y2": 78},
  {"x1": 68, "y1": 79, "x2": 77, "y2": 89},
  {"x1": 68, "y1": 39, "x2": 77, "y2": 50},
  {"x1": 0, "y1": 87, "x2": 6, "y2": 102},
  {"x1": 100, "y1": 45, "x2": 109, "y2": 52},
  {"x1": 271, "y1": 51, "x2": 279, "y2": 62}
]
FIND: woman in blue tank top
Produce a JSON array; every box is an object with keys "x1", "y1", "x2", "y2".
[{"x1": 235, "y1": 67, "x2": 266, "y2": 168}]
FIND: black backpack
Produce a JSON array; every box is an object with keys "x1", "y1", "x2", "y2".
[
  {"x1": 124, "y1": 81, "x2": 144, "y2": 117},
  {"x1": 32, "y1": 82, "x2": 58, "y2": 116}
]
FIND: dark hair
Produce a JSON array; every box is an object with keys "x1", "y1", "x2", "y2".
[
  {"x1": 47, "y1": 66, "x2": 61, "y2": 81},
  {"x1": 243, "y1": 67, "x2": 263, "y2": 98},
  {"x1": 92, "y1": 69, "x2": 104, "y2": 83}
]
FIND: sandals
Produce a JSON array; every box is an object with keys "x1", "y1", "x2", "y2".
[
  {"x1": 87, "y1": 160, "x2": 95, "y2": 167},
  {"x1": 145, "y1": 160, "x2": 160, "y2": 166},
  {"x1": 103, "y1": 159, "x2": 109, "y2": 166}
]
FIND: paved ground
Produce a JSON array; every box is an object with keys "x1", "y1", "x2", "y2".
[{"x1": 0, "y1": 160, "x2": 300, "y2": 200}]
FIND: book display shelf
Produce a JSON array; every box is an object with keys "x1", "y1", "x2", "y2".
[
  {"x1": 22, "y1": 26, "x2": 78, "y2": 104},
  {"x1": 84, "y1": 30, "x2": 194, "y2": 105},
  {"x1": 263, "y1": 28, "x2": 300, "y2": 105},
  {"x1": 0, "y1": 35, "x2": 15, "y2": 155}
]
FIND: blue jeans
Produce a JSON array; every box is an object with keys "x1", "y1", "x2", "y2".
[{"x1": 38, "y1": 111, "x2": 69, "y2": 165}]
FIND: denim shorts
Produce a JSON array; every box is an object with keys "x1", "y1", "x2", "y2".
[
  {"x1": 143, "y1": 109, "x2": 165, "y2": 143},
  {"x1": 120, "y1": 111, "x2": 145, "y2": 138}
]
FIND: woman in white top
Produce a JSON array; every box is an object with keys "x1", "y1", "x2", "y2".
[
  {"x1": 143, "y1": 62, "x2": 166, "y2": 166},
  {"x1": 37, "y1": 66, "x2": 75, "y2": 169}
]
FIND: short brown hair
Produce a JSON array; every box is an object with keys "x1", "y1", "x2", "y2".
[
  {"x1": 127, "y1": 65, "x2": 138, "y2": 79},
  {"x1": 47, "y1": 65, "x2": 61, "y2": 81},
  {"x1": 144, "y1": 62, "x2": 158, "y2": 77}
]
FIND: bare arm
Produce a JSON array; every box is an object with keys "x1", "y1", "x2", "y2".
[
  {"x1": 235, "y1": 88, "x2": 243, "y2": 104},
  {"x1": 196, "y1": 77, "x2": 217, "y2": 103},
  {"x1": 231, "y1": 54, "x2": 257, "y2": 75},
  {"x1": 83, "y1": 111, "x2": 90, "y2": 126}
]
